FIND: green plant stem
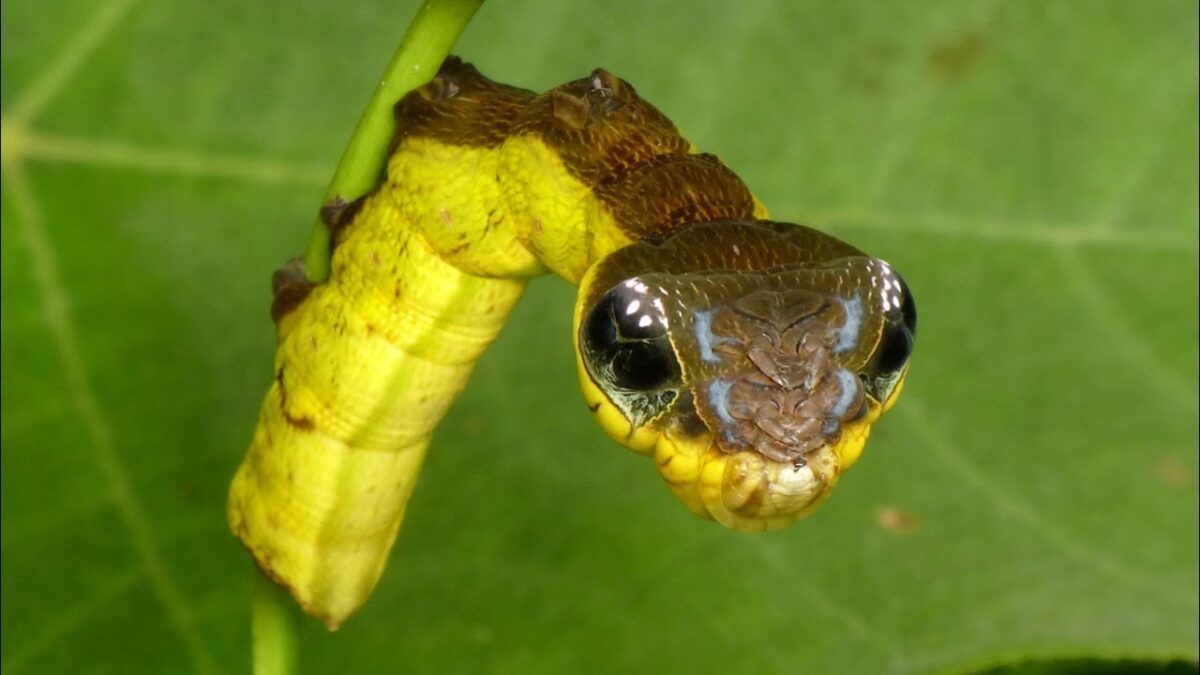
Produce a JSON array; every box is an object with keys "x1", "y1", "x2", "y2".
[
  {"x1": 252, "y1": 5, "x2": 483, "y2": 669},
  {"x1": 252, "y1": 570, "x2": 299, "y2": 675},
  {"x1": 303, "y1": 0, "x2": 485, "y2": 282}
]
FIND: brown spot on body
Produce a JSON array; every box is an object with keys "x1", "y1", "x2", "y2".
[
  {"x1": 587, "y1": 402, "x2": 602, "y2": 413},
  {"x1": 283, "y1": 410, "x2": 316, "y2": 431},
  {"x1": 275, "y1": 365, "x2": 317, "y2": 431},
  {"x1": 320, "y1": 195, "x2": 367, "y2": 250},
  {"x1": 275, "y1": 367, "x2": 293, "y2": 411},
  {"x1": 271, "y1": 257, "x2": 316, "y2": 324}
]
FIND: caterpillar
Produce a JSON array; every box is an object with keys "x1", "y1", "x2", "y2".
[{"x1": 228, "y1": 57, "x2": 916, "y2": 629}]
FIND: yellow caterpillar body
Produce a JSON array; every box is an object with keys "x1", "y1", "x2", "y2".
[{"x1": 229, "y1": 59, "x2": 915, "y2": 628}]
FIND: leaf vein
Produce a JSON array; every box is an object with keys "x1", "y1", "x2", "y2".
[
  {"x1": 0, "y1": 567, "x2": 144, "y2": 674},
  {"x1": 3, "y1": 165, "x2": 220, "y2": 675},
  {"x1": 900, "y1": 394, "x2": 1187, "y2": 607},
  {"x1": 1056, "y1": 247, "x2": 1198, "y2": 409},
  {"x1": 17, "y1": 130, "x2": 329, "y2": 187},
  {"x1": 6, "y1": 0, "x2": 139, "y2": 124}
]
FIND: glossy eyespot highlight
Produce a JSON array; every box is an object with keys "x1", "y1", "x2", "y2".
[
  {"x1": 898, "y1": 274, "x2": 917, "y2": 337},
  {"x1": 863, "y1": 269, "x2": 915, "y2": 405},
  {"x1": 580, "y1": 279, "x2": 681, "y2": 425}
]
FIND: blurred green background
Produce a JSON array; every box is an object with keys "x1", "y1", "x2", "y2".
[{"x1": 2, "y1": 1, "x2": 1196, "y2": 673}]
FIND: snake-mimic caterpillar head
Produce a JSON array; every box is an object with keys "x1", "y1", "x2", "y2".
[{"x1": 574, "y1": 221, "x2": 915, "y2": 531}]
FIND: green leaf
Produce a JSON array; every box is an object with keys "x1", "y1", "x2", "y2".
[{"x1": 2, "y1": 1, "x2": 1195, "y2": 674}]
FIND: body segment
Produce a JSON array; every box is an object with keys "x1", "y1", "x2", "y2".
[{"x1": 229, "y1": 190, "x2": 525, "y2": 627}]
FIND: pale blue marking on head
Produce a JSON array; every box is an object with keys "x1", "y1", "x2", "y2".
[
  {"x1": 835, "y1": 294, "x2": 863, "y2": 354},
  {"x1": 830, "y1": 368, "x2": 861, "y2": 418},
  {"x1": 694, "y1": 308, "x2": 734, "y2": 363},
  {"x1": 706, "y1": 378, "x2": 740, "y2": 444},
  {"x1": 707, "y1": 378, "x2": 735, "y2": 425}
]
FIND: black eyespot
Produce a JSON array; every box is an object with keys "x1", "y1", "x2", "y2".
[
  {"x1": 612, "y1": 342, "x2": 674, "y2": 390},
  {"x1": 583, "y1": 292, "x2": 618, "y2": 352},
  {"x1": 580, "y1": 279, "x2": 680, "y2": 394},
  {"x1": 873, "y1": 322, "x2": 913, "y2": 375},
  {"x1": 613, "y1": 298, "x2": 666, "y2": 341}
]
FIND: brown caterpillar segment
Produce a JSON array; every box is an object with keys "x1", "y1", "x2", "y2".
[
  {"x1": 496, "y1": 66, "x2": 762, "y2": 281},
  {"x1": 512, "y1": 67, "x2": 691, "y2": 185},
  {"x1": 393, "y1": 57, "x2": 535, "y2": 148}
]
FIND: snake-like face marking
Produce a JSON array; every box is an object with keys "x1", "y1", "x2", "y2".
[
  {"x1": 575, "y1": 221, "x2": 915, "y2": 530},
  {"x1": 582, "y1": 261, "x2": 911, "y2": 460}
]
